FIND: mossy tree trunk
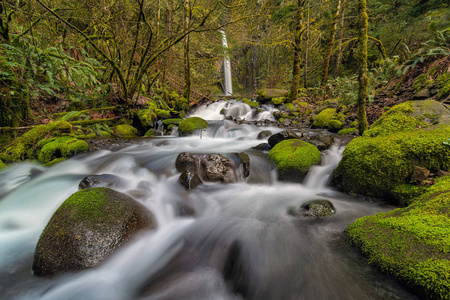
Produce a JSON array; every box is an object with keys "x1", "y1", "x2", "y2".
[
  {"x1": 289, "y1": 0, "x2": 307, "y2": 101},
  {"x1": 183, "y1": 0, "x2": 191, "y2": 103},
  {"x1": 357, "y1": 0, "x2": 369, "y2": 135},
  {"x1": 321, "y1": 0, "x2": 343, "y2": 86},
  {"x1": 334, "y1": 6, "x2": 345, "y2": 77}
]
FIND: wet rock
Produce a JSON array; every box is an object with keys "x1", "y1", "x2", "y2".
[
  {"x1": 303, "y1": 200, "x2": 335, "y2": 218},
  {"x1": 437, "y1": 170, "x2": 450, "y2": 177},
  {"x1": 222, "y1": 241, "x2": 251, "y2": 299},
  {"x1": 257, "y1": 130, "x2": 272, "y2": 140},
  {"x1": 305, "y1": 140, "x2": 327, "y2": 151},
  {"x1": 256, "y1": 89, "x2": 289, "y2": 103},
  {"x1": 175, "y1": 152, "x2": 238, "y2": 183},
  {"x1": 268, "y1": 130, "x2": 300, "y2": 147},
  {"x1": 411, "y1": 166, "x2": 430, "y2": 182},
  {"x1": 413, "y1": 89, "x2": 431, "y2": 100},
  {"x1": 237, "y1": 152, "x2": 250, "y2": 178},
  {"x1": 78, "y1": 174, "x2": 126, "y2": 190},
  {"x1": 177, "y1": 202, "x2": 196, "y2": 217},
  {"x1": 251, "y1": 143, "x2": 271, "y2": 151},
  {"x1": 32, "y1": 187, "x2": 156, "y2": 277},
  {"x1": 179, "y1": 170, "x2": 203, "y2": 190}
]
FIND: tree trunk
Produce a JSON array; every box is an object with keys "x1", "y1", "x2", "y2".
[
  {"x1": 334, "y1": 6, "x2": 345, "y2": 77},
  {"x1": 183, "y1": 0, "x2": 191, "y2": 103},
  {"x1": 321, "y1": 0, "x2": 342, "y2": 85},
  {"x1": 304, "y1": 7, "x2": 310, "y2": 89},
  {"x1": 357, "y1": 0, "x2": 369, "y2": 135},
  {"x1": 289, "y1": 0, "x2": 307, "y2": 101}
]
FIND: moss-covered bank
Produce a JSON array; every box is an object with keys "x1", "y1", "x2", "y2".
[
  {"x1": 37, "y1": 137, "x2": 89, "y2": 164},
  {"x1": 346, "y1": 175, "x2": 450, "y2": 299},
  {"x1": 333, "y1": 100, "x2": 450, "y2": 204}
]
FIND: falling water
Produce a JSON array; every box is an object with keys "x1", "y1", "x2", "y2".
[
  {"x1": 0, "y1": 103, "x2": 418, "y2": 300},
  {"x1": 220, "y1": 30, "x2": 233, "y2": 96}
]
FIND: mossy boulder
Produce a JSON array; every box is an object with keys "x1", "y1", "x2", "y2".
[
  {"x1": 346, "y1": 176, "x2": 450, "y2": 299},
  {"x1": 256, "y1": 89, "x2": 289, "y2": 103},
  {"x1": 32, "y1": 187, "x2": 156, "y2": 277},
  {"x1": 115, "y1": 124, "x2": 138, "y2": 137},
  {"x1": 272, "y1": 97, "x2": 286, "y2": 105},
  {"x1": 333, "y1": 100, "x2": 450, "y2": 204},
  {"x1": 136, "y1": 109, "x2": 157, "y2": 127},
  {"x1": 162, "y1": 118, "x2": 182, "y2": 126},
  {"x1": 312, "y1": 108, "x2": 344, "y2": 132},
  {"x1": 242, "y1": 98, "x2": 259, "y2": 108},
  {"x1": 337, "y1": 128, "x2": 358, "y2": 136},
  {"x1": 268, "y1": 139, "x2": 321, "y2": 182},
  {"x1": 0, "y1": 159, "x2": 6, "y2": 170},
  {"x1": 1, "y1": 121, "x2": 73, "y2": 162},
  {"x1": 155, "y1": 109, "x2": 171, "y2": 119},
  {"x1": 178, "y1": 117, "x2": 208, "y2": 136},
  {"x1": 37, "y1": 137, "x2": 89, "y2": 164}
]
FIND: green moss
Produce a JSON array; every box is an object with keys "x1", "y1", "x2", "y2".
[
  {"x1": 337, "y1": 128, "x2": 358, "y2": 135},
  {"x1": 437, "y1": 73, "x2": 450, "y2": 100},
  {"x1": 391, "y1": 184, "x2": 426, "y2": 206},
  {"x1": 67, "y1": 100, "x2": 86, "y2": 112},
  {"x1": 268, "y1": 139, "x2": 321, "y2": 173},
  {"x1": 43, "y1": 157, "x2": 67, "y2": 167},
  {"x1": 99, "y1": 130, "x2": 112, "y2": 137},
  {"x1": 115, "y1": 124, "x2": 138, "y2": 137},
  {"x1": 279, "y1": 118, "x2": 285, "y2": 123},
  {"x1": 313, "y1": 108, "x2": 342, "y2": 130},
  {"x1": 137, "y1": 109, "x2": 157, "y2": 127},
  {"x1": 272, "y1": 97, "x2": 286, "y2": 105},
  {"x1": 413, "y1": 74, "x2": 432, "y2": 91},
  {"x1": 242, "y1": 98, "x2": 259, "y2": 108},
  {"x1": 2, "y1": 121, "x2": 73, "y2": 162},
  {"x1": 346, "y1": 176, "x2": 450, "y2": 299},
  {"x1": 178, "y1": 117, "x2": 208, "y2": 135},
  {"x1": 334, "y1": 125, "x2": 450, "y2": 202},
  {"x1": 155, "y1": 109, "x2": 171, "y2": 119},
  {"x1": 162, "y1": 118, "x2": 182, "y2": 126},
  {"x1": 0, "y1": 159, "x2": 6, "y2": 170},
  {"x1": 285, "y1": 103, "x2": 295, "y2": 112},
  {"x1": 329, "y1": 119, "x2": 343, "y2": 131},
  {"x1": 37, "y1": 136, "x2": 89, "y2": 164}
]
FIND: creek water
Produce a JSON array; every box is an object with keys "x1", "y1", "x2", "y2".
[{"x1": 0, "y1": 101, "x2": 417, "y2": 300}]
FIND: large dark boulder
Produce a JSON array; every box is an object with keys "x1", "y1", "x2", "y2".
[
  {"x1": 268, "y1": 130, "x2": 300, "y2": 148},
  {"x1": 32, "y1": 187, "x2": 156, "y2": 277},
  {"x1": 175, "y1": 152, "x2": 239, "y2": 183}
]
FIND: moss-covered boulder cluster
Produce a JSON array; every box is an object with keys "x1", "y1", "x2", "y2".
[
  {"x1": 268, "y1": 139, "x2": 321, "y2": 182},
  {"x1": 0, "y1": 121, "x2": 90, "y2": 165},
  {"x1": 33, "y1": 187, "x2": 156, "y2": 277},
  {"x1": 346, "y1": 176, "x2": 450, "y2": 299},
  {"x1": 333, "y1": 100, "x2": 450, "y2": 205},
  {"x1": 312, "y1": 108, "x2": 345, "y2": 132}
]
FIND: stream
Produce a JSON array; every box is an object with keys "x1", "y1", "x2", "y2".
[{"x1": 0, "y1": 101, "x2": 418, "y2": 300}]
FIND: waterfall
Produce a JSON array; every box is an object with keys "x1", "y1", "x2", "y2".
[{"x1": 220, "y1": 30, "x2": 233, "y2": 96}]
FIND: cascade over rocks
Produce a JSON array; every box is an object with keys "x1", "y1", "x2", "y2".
[
  {"x1": 175, "y1": 152, "x2": 244, "y2": 183},
  {"x1": 32, "y1": 187, "x2": 156, "y2": 277}
]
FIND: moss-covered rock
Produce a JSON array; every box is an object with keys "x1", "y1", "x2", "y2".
[
  {"x1": 37, "y1": 137, "x2": 89, "y2": 164},
  {"x1": 268, "y1": 139, "x2": 321, "y2": 182},
  {"x1": 137, "y1": 109, "x2": 157, "y2": 127},
  {"x1": 1, "y1": 121, "x2": 73, "y2": 162},
  {"x1": 312, "y1": 108, "x2": 344, "y2": 132},
  {"x1": 346, "y1": 176, "x2": 450, "y2": 299},
  {"x1": 115, "y1": 124, "x2": 138, "y2": 137},
  {"x1": 242, "y1": 98, "x2": 259, "y2": 108},
  {"x1": 32, "y1": 187, "x2": 156, "y2": 277},
  {"x1": 155, "y1": 109, "x2": 171, "y2": 119},
  {"x1": 256, "y1": 89, "x2": 289, "y2": 103},
  {"x1": 272, "y1": 97, "x2": 286, "y2": 105},
  {"x1": 337, "y1": 128, "x2": 358, "y2": 135},
  {"x1": 0, "y1": 159, "x2": 6, "y2": 170},
  {"x1": 178, "y1": 117, "x2": 208, "y2": 136},
  {"x1": 162, "y1": 118, "x2": 182, "y2": 126}
]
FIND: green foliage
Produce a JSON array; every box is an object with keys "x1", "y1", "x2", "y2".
[
  {"x1": 268, "y1": 139, "x2": 321, "y2": 173},
  {"x1": 178, "y1": 117, "x2": 208, "y2": 135},
  {"x1": 346, "y1": 176, "x2": 450, "y2": 299},
  {"x1": 337, "y1": 128, "x2": 358, "y2": 135}
]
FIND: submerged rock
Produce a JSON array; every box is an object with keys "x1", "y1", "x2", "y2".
[
  {"x1": 32, "y1": 187, "x2": 155, "y2": 277},
  {"x1": 257, "y1": 130, "x2": 272, "y2": 140},
  {"x1": 288, "y1": 199, "x2": 336, "y2": 219},
  {"x1": 175, "y1": 152, "x2": 238, "y2": 183},
  {"x1": 78, "y1": 174, "x2": 126, "y2": 190}
]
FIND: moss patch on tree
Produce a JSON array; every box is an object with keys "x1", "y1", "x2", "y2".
[{"x1": 346, "y1": 176, "x2": 450, "y2": 299}]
